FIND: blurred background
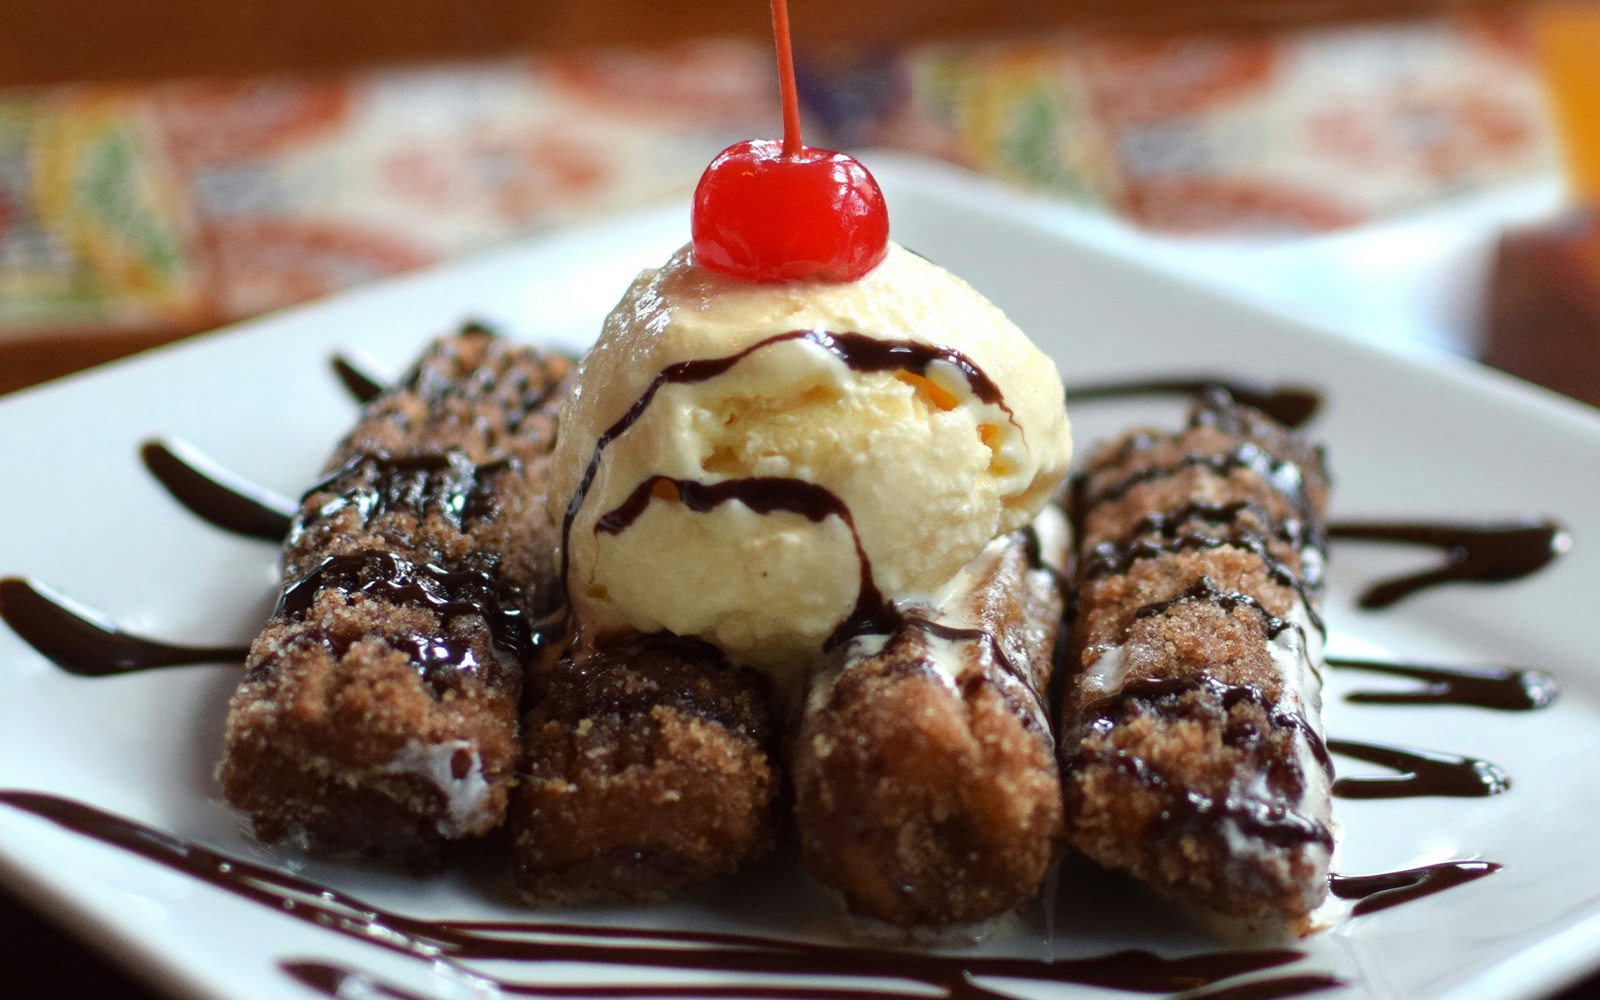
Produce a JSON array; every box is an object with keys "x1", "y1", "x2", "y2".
[{"x1": 1, "y1": 1, "x2": 1597, "y2": 406}]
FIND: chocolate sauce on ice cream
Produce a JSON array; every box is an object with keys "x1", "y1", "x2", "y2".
[{"x1": 560, "y1": 327, "x2": 1019, "y2": 596}]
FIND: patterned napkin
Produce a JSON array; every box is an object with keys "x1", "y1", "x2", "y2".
[{"x1": 0, "y1": 13, "x2": 1555, "y2": 343}]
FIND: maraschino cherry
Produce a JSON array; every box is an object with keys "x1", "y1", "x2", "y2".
[{"x1": 691, "y1": 0, "x2": 889, "y2": 283}]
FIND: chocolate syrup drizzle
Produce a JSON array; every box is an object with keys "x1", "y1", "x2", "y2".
[
  {"x1": 295, "y1": 450, "x2": 517, "y2": 538},
  {"x1": 1083, "y1": 675, "x2": 1333, "y2": 778},
  {"x1": 140, "y1": 440, "x2": 295, "y2": 542},
  {"x1": 0, "y1": 790, "x2": 1311, "y2": 999},
  {"x1": 1071, "y1": 746, "x2": 1334, "y2": 851},
  {"x1": 560, "y1": 328, "x2": 1016, "y2": 606},
  {"x1": 1329, "y1": 861, "x2": 1502, "y2": 916},
  {"x1": 1327, "y1": 657, "x2": 1557, "y2": 711},
  {"x1": 598, "y1": 475, "x2": 1052, "y2": 706},
  {"x1": 1066, "y1": 378, "x2": 1322, "y2": 429},
  {"x1": 283, "y1": 960, "x2": 1346, "y2": 1000},
  {"x1": 596, "y1": 474, "x2": 885, "y2": 651},
  {"x1": 332, "y1": 354, "x2": 386, "y2": 404},
  {"x1": 0, "y1": 577, "x2": 247, "y2": 675},
  {"x1": 271, "y1": 549, "x2": 535, "y2": 691},
  {"x1": 1098, "y1": 498, "x2": 1324, "y2": 581},
  {"x1": 1087, "y1": 529, "x2": 1325, "y2": 635},
  {"x1": 1328, "y1": 739, "x2": 1510, "y2": 799},
  {"x1": 1327, "y1": 518, "x2": 1571, "y2": 609},
  {"x1": 1132, "y1": 576, "x2": 1315, "y2": 641},
  {"x1": 1078, "y1": 442, "x2": 1313, "y2": 525}
]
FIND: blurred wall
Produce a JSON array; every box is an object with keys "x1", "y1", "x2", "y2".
[{"x1": 0, "y1": 1, "x2": 1526, "y2": 86}]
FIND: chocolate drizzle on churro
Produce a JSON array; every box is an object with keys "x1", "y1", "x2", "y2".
[
  {"x1": 1076, "y1": 749, "x2": 1334, "y2": 851},
  {"x1": 1076, "y1": 441, "x2": 1313, "y2": 524},
  {"x1": 296, "y1": 451, "x2": 518, "y2": 536},
  {"x1": 271, "y1": 550, "x2": 535, "y2": 691},
  {"x1": 1082, "y1": 675, "x2": 1333, "y2": 778},
  {"x1": 1131, "y1": 576, "x2": 1313, "y2": 641},
  {"x1": 1091, "y1": 535, "x2": 1325, "y2": 634}
]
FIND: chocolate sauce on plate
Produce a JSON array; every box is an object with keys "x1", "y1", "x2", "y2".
[
  {"x1": 140, "y1": 440, "x2": 295, "y2": 542},
  {"x1": 1066, "y1": 378, "x2": 1322, "y2": 429},
  {"x1": 1327, "y1": 518, "x2": 1571, "y2": 608},
  {"x1": 0, "y1": 790, "x2": 1309, "y2": 998},
  {"x1": 1328, "y1": 739, "x2": 1511, "y2": 799},
  {"x1": 332, "y1": 353, "x2": 386, "y2": 404},
  {"x1": 1327, "y1": 657, "x2": 1557, "y2": 711},
  {"x1": 1180, "y1": 974, "x2": 1347, "y2": 1000},
  {"x1": 1329, "y1": 861, "x2": 1502, "y2": 916},
  {"x1": 284, "y1": 960, "x2": 1345, "y2": 1000},
  {"x1": 0, "y1": 577, "x2": 247, "y2": 676}
]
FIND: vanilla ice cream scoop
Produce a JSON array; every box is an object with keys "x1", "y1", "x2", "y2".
[{"x1": 551, "y1": 242, "x2": 1070, "y2": 683}]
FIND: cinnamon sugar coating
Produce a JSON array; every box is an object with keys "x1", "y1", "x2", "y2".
[
  {"x1": 792, "y1": 521, "x2": 1068, "y2": 927},
  {"x1": 220, "y1": 329, "x2": 573, "y2": 864},
  {"x1": 1062, "y1": 393, "x2": 1333, "y2": 934},
  {"x1": 513, "y1": 635, "x2": 779, "y2": 904}
]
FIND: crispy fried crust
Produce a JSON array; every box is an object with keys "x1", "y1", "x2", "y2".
[
  {"x1": 1062, "y1": 392, "x2": 1333, "y2": 933},
  {"x1": 220, "y1": 328, "x2": 573, "y2": 864},
  {"x1": 791, "y1": 514, "x2": 1068, "y2": 927},
  {"x1": 512, "y1": 634, "x2": 779, "y2": 903}
]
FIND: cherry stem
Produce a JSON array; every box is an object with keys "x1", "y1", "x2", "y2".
[{"x1": 770, "y1": 0, "x2": 802, "y2": 157}]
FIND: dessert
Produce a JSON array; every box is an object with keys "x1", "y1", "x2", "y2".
[
  {"x1": 528, "y1": 0, "x2": 1071, "y2": 918},
  {"x1": 791, "y1": 505, "x2": 1070, "y2": 927},
  {"x1": 219, "y1": 327, "x2": 572, "y2": 862},
  {"x1": 1061, "y1": 390, "x2": 1333, "y2": 933}
]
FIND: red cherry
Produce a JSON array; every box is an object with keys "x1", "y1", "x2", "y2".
[{"x1": 692, "y1": 139, "x2": 889, "y2": 283}]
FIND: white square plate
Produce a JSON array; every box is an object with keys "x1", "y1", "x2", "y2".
[{"x1": 3, "y1": 156, "x2": 1599, "y2": 1000}]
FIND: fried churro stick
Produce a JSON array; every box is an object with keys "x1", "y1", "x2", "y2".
[
  {"x1": 511, "y1": 633, "x2": 780, "y2": 904},
  {"x1": 791, "y1": 506, "x2": 1069, "y2": 927},
  {"x1": 1062, "y1": 391, "x2": 1332, "y2": 933},
  {"x1": 220, "y1": 327, "x2": 573, "y2": 864}
]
